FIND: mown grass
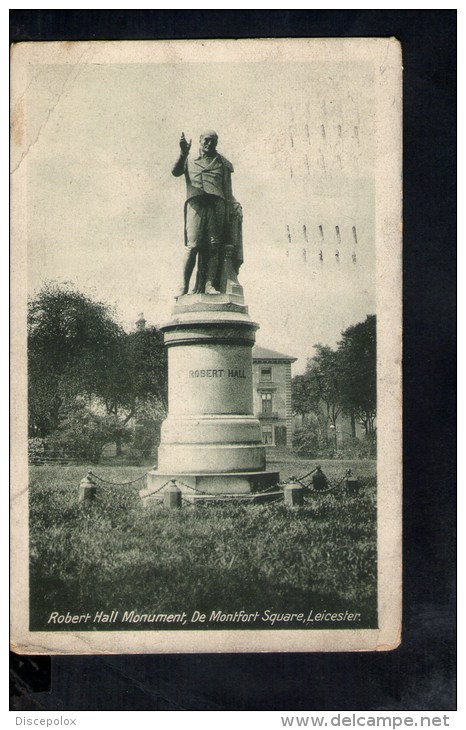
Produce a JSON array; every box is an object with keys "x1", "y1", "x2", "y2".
[{"x1": 29, "y1": 459, "x2": 377, "y2": 631}]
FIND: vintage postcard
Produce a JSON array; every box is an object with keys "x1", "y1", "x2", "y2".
[{"x1": 10, "y1": 38, "x2": 402, "y2": 654}]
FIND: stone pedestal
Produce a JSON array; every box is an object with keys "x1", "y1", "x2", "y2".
[
  {"x1": 141, "y1": 289, "x2": 279, "y2": 504},
  {"x1": 284, "y1": 483, "x2": 304, "y2": 507}
]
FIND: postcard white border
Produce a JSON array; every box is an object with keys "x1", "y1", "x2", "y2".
[{"x1": 10, "y1": 37, "x2": 402, "y2": 654}]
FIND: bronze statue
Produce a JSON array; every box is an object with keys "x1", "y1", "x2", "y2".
[{"x1": 172, "y1": 131, "x2": 243, "y2": 297}]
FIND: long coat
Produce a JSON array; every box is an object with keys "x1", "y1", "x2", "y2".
[{"x1": 182, "y1": 153, "x2": 243, "y2": 272}]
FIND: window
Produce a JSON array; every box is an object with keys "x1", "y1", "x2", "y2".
[
  {"x1": 261, "y1": 392, "x2": 273, "y2": 414},
  {"x1": 260, "y1": 367, "x2": 272, "y2": 381},
  {"x1": 262, "y1": 426, "x2": 273, "y2": 444}
]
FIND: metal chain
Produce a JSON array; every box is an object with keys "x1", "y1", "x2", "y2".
[
  {"x1": 306, "y1": 483, "x2": 341, "y2": 495},
  {"x1": 255, "y1": 483, "x2": 286, "y2": 494},
  {"x1": 140, "y1": 478, "x2": 211, "y2": 497},
  {"x1": 170, "y1": 478, "x2": 209, "y2": 494},
  {"x1": 294, "y1": 466, "x2": 320, "y2": 482},
  {"x1": 291, "y1": 477, "x2": 309, "y2": 488},
  {"x1": 88, "y1": 470, "x2": 148, "y2": 487},
  {"x1": 304, "y1": 468, "x2": 353, "y2": 495},
  {"x1": 283, "y1": 466, "x2": 320, "y2": 489},
  {"x1": 141, "y1": 479, "x2": 177, "y2": 495},
  {"x1": 86, "y1": 466, "x2": 356, "y2": 503},
  {"x1": 329, "y1": 474, "x2": 348, "y2": 490}
]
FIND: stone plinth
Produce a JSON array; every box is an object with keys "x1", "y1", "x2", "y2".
[
  {"x1": 141, "y1": 292, "x2": 280, "y2": 502},
  {"x1": 141, "y1": 469, "x2": 280, "y2": 502}
]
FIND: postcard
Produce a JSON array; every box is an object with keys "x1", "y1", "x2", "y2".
[{"x1": 11, "y1": 38, "x2": 402, "y2": 654}]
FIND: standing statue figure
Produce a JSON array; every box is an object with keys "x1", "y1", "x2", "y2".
[{"x1": 171, "y1": 130, "x2": 243, "y2": 297}]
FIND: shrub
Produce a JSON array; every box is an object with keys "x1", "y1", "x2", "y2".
[
  {"x1": 292, "y1": 423, "x2": 322, "y2": 458},
  {"x1": 28, "y1": 437, "x2": 47, "y2": 464},
  {"x1": 132, "y1": 419, "x2": 161, "y2": 459},
  {"x1": 48, "y1": 406, "x2": 131, "y2": 464},
  {"x1": 122, "y1": 445, "x2": 145, "y2": 465},
  {"x1": 293, "y1": 427, "x2": 377, "y2": 460}
]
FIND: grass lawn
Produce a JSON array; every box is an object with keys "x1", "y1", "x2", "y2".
[{"x1": 29, "y1": 458, "x2": 377, "y2": 631}]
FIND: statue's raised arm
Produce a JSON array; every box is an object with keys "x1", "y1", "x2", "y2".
[{"x1": 171, "y1": 132, "x2": 191, "y2": 177}]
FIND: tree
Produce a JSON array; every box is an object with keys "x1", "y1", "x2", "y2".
[
  {"x1": 305, "y1": 344, "x2": 344, "y2": 435},
  {"x1": 291, "y1": 345, "x2": 345, "y2": 454},
  {"x1": 113, "y1": 326, "x2": 167, "y2": 419},
  {"x1": 291, "y1": 373, "x2": 318, "y2": 423},
  {"x1": 28, "y1": 283, "x2": 122, "y2": 437},
  {"x1": 337, "y1": 315, "x2": 376, "y2": 436},
  {"x1": 28, "y1": 283, "x2": 169, "y2": 463},
  {"x1": 99, "y1": 327, "x2": 168, "y2": 454},
  {"x1": 290, "y1": 316, "x2": 376, "y2": 458}
]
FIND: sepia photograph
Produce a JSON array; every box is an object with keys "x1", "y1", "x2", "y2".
[{"x1": 10, "y1": 38, "x2": 402, "y2": 654}]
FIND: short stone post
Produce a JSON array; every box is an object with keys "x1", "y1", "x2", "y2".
[
  {"x1": 284, "y1": 482, "x2": 304, "y2": 507},
  {"x1": 79, "y1": 472, "x2": 97, "y2": 503},
  {"x1": 344, "y1": 469, "x2": 360, "y2": 495},
  {"x1": 163, "y1": 481, "x2": 182, "y2": 509}
]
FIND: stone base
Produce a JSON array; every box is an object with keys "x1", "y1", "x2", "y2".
[
  {"x1": 157, "y1": 440, "x2": 266, "y2": 474},
  {"x1": 174, "y1": 290, "x2": 247, "y2": 311},
  {"x1": 140, "y1": 469, "x2": 280, "y2": 505},
  {"x1": 147, "y1": 294, "x2": 280, "y2": 508}
]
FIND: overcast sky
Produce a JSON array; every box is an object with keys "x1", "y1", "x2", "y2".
[{"x1": 23, "y1": 49, "x2": 376, "y2": 372}]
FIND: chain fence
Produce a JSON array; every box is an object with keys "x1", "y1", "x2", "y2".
[
  {"x1": 79, "y1": 463, "x2": 367, "y2": 507},
  {"x1": 88, "y1": 471, "x2": 151, "y2": 489},
  {"x1": 283, "y1": 466, "x2": 353, "y2": 495}
]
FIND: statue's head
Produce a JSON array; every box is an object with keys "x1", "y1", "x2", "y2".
[{"x1": 199, "y1": 130, "x2": 218, "y2": 156}]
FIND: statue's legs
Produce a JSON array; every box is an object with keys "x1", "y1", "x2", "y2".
[
  {"x1": 204, "y1": 197, "x2": 225, "y2": 295},
  {"x1": 180, "y1": 196, "x2": 225, "y2": 296},
  {"x1": 176, "y1": 247, "x2": 198, "y2": 297},
  {"x1": 177, "y1": 200, "x2": 202, "y2": 297},
  {"x1": 192, "y1": 250, "x2": 207, "y2": 294},
  {"x1": 205, "y1": 239, "x2": 220, "y2": 294}
]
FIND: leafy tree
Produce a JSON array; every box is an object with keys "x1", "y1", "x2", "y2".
[
  {"x1": 28, "y1": 285, "x2": 168, "y2": 457},
  {"x1": 291, "y1": 373, "x2": 318, "y2": 423},
  {"x1": 28, "y1": 283, "x2": 122, "y2": 437},
  {"x1": 337, "y1": 315, "x2": 376, "y2": 435},
  {"x1": 28, "y1": 284, "x2": 167, "y2": 462},
  {"x1": 291, "y1": 345, "x2": 344, "y2": 454},
  {"x1": 96, "y1": 327, "x2": 168, "y2": 455},
  {"x1": 291, "y1": 315, "x2": 376, "y2": 458},
  {"x1": 100, "y1": 327, "x2": 168, "y2": 424},
  {"x1": 305, "y1": 344, "x2": 344, "y2": 434}
]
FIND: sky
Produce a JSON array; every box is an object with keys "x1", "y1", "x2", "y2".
[{"x1": 22, "y1": 50, "x2": 376, "y2": 373}]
